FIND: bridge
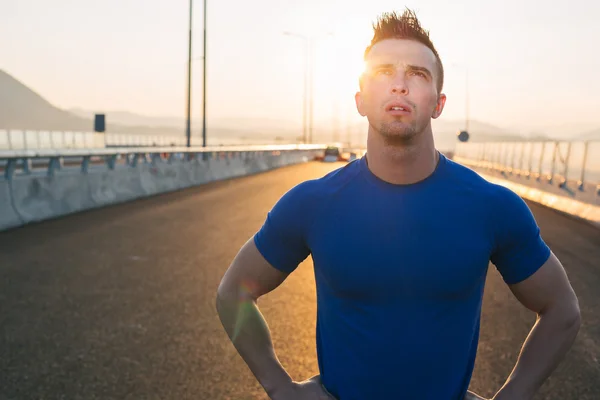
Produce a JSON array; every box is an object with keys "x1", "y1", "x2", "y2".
[{"x1": 1, "y1": 137, "x2": 599, "y2": 399}]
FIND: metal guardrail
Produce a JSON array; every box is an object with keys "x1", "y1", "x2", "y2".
[
  {"x1": 0, "y1": 129, "x2": 188, "y2": 150},
  {"x1": 454, "y1": 140, "x2": 600, "y2": 195},
  {"x1": 0, "y1": 129, "x2": 330, "y2": 150},
  {"x1": 0, "y1": 143, "x2": 329, "y2": 159},
  {"x1": 0, "y1": 144, "x2": 331, "y2": 181}
]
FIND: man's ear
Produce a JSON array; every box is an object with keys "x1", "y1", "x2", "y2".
[
  {"x1": 432, "y1": 93, "x2": 447, "y2": 119},
  {"x1": 355, "y1": 92, "x2": 367, "y2": 117}
]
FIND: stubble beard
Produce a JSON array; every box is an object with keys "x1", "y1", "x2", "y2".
[{"x1": 378, "y1": 118, "x2": 420, "y2": 147}]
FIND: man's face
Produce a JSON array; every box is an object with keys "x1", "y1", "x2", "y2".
[{"x1": 355, "y1": 39, "x2": 446, "y2": 145}]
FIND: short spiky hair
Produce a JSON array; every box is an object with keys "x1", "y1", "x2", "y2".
[{"x1": 363, "y1": 9, "x2": 444, "y2": 93}]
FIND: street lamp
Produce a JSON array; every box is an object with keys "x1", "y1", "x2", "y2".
[
  {"x1": 283, "y1": 31, "x2": 333, "y2": 144},
  {"x1": 201, "y1": 0, "x2": 207, "y2": 148},
  {"x1": 451, "y1": 63, "x2": 470, "y2": 141},
  {"x1": 185, "y1": 0, "x2": 208, "y2": 148},
  {"x1": 185, "y1": 0, "x2": 193, "y2": 147},
  {"x1": 283, "y1": 31, "x2": 309, "y2": 144}
]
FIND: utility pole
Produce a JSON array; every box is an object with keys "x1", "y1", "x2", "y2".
[
  {"x1": 185, "y1": 0, "x2": 193, "y2": 147},
  {"x1": 308, "y1": 37, "x2": 314, "y2": 144},
  {"x1": 465, "y1": 66, "x2": 470, "y2": 134},
  {"x1": 202, "y1": 0, "x2": 207, "y2": 147}
]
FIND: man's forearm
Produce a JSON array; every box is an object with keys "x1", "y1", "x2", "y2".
[
  {"x1": 493, "y1": 305, "x2": 581, "y2": 400},
  {"x1": 216, "y1": 291, "x2": 292, "y2": 396}
]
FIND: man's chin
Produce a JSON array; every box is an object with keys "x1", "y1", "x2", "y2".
[
  {"x1": 379, "y1": 126, "x2": 417, "y2": 145},
  {"x1": 380, "y1": 132, "x2": 417, "y2": 146}
]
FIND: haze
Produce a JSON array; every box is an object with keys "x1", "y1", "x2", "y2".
[{"x1": 2, "y1": 0, "x2": 599, "y2": 139}]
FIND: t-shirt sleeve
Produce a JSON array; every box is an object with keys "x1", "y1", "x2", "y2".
[
  {"x1": 489, "y1": 185, "x2": 551, "y2": 285},
  {"x1": 253, "y1": 181, "x2": 316, "y2": 274}
]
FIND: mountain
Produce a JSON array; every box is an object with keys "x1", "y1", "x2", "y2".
[
  {"x1": 67, "y1": 110, "x2": 300, "y2": 136},
  {"x1": 429, "y1": 118, "x2": 527, "y2": 151},
  {"x1": 68, "y1": 108, "x2": 186, "y2": 129},
  {"x1": 0, "y1": 69, "x2": 205, "y2": 137},
  {"x1": 5, "y1": 68, "x2": 590, "y2": 147},
  {"x1": 515, "y1": 123, "x2": 599, "y2": 140},
  {"x1": 0, "y1": 69, "x2": 304, "y2": 143},
  {"x1": 432, "y1": 119, "x2": 524, "y2": 141},
  {"x1": 0, "y1": 69, "x2": 94, "y2": 132},
  {"x1": 576, "y1": 129, "x2": 600, "y2": 141}
]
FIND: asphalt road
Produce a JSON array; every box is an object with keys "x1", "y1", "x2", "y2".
[{"x1": 1, "y1": 161, "x2": 599, "y2": 400}]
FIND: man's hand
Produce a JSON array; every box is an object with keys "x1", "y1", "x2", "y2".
[
  {"x1": 464, "y1": 391, "x2": 488, "y2": 400},
  {"x1": 270, "y1": 375, "x2": 336, "y2": 400}
]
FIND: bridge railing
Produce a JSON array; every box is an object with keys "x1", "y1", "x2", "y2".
[
  {"x1": 0, "y1": 129, "x2": 193, "y2": 149},
  {"x1": 454, "y1": 140, "x2": 600, "y2": 194},
  {"x1": 0, "y1": 144, "x2": 330, "y2": 180}
]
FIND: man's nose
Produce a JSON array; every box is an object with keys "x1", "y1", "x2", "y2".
[{"x1": 391, "y1": 76, "x2": 409, "y2": 95}]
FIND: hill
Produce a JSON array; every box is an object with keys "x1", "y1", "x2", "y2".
[
  {"x1": 0, "y1": 69, "x2": 94, "y2": 131},
  {"x1": 68, "y1": 108, "x2": 185, "y2": 130},
  {"x1": 0, "y1": 69, "x2": 189, "y2": 136},
  {"x1": 6, "y1": 68, "x2": 590, "y2": 148},
  {"x1": 0, "y1": 69, "x2": 304, "y2": 143},
  {"x1": 576, "y1": 129, "x2": 600, "y2": 141}
]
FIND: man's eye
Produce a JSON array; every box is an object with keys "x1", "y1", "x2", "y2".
[
  {"x1": 375, "y1": 69, "x2": 392, "y2": 75},
  {"x1": 409, "y1": 71, "x2": 426, "y2": 78}
]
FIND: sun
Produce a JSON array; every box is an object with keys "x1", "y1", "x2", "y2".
[
  {"x1": 308, "y1": 23, "x2": 371, "y2": 126},
  {"x1": 312, "y1": 27, "x2": 370, "y2": 93},
  {"x1": 281, "y1": 17, "x2": 374, "y2": 141},
  {"x1": 315, "y1": 26, "x2": 370, "y2": 91}
]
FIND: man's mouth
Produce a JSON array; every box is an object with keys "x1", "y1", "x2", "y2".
[{"x1": 385, "y1": 102, "x2": 413, "y2": 114}]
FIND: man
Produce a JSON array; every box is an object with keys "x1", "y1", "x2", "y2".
[{"x1": 216, "y1": 9, "x2": 581, "y2": 400}]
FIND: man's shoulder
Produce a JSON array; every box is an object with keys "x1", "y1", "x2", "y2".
[
  {"x1": 444, "y1": 156, "x2": 511, "y2": 199},
  {"x1": 443, "y1": 156, "x2": 535, "y2": 227},
  {"x1": 257, "y1": 160, "x2": 361, "y2": 259},
  {"x1": 284, "y1": 160, "x2": 362, "y2": 203}
]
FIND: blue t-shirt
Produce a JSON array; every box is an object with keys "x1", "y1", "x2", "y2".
[{"x1": 253, "y1": 153, "x2": 551, "y2": 400}]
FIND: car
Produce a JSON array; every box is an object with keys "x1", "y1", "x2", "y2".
[{"x1": 314, "y1": 146, "x2": 352, "y2": 163}]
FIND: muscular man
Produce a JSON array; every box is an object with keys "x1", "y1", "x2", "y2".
[{"x1": 216, "y1": 9, "x2": 581, "y2": 400}]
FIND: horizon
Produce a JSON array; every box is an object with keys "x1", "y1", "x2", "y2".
[
  {"x1": 2, "y1": 66, "x2": 597, "y2": 143},
  {"x1": 2, "y1": 0, "x2": 599, "y2": 140}
]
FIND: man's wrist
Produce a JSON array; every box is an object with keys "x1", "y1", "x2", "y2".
[
  {"x1": 492, "y1": 381, "x2": 534, "y2": 400},
  {"x1": 464, "y1": 390, "x2": 487, "y2": 400},
  {"x1": 262, "y1": 372, "x2": 294, "y2": 398}
]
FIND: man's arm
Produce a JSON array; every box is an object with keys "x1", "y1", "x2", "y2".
[
  {"x1": 492, "y1": 252, "x2": 581, "y2": 400},
  {"x1": 216, "y1": 237, "x2": 294, "y2": 397}
]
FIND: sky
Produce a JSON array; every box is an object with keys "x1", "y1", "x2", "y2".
[{"x1": 2, "y1": 0, "x2": 599, "y2": 140}]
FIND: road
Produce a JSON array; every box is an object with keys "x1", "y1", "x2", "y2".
[{"x1": 1, "y1": 161, "x2": 599, "y2": 399}]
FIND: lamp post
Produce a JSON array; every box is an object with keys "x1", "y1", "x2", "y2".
[
  {"x1": 450, "y1": 63, "x2": 470, "y2": 143},
  {"x1": 283, "y1": 32, "x2": 310, "y2": 144},
  {"x1": 464, "y1": 66, "x2": 469, "y2": 134},
  {"x1": 201, "y1": 0, "x2": 207, "y2": 148},
  {"x1": 451, "y1": 63, "x2": 470, "y2": 135},
  {"x1": 185, "y1": 0, "x2": 193, "y2": 147},
  {"x1": 185, "y1": 0, "x2": 208, "y2": 148},
  {"x1": 283, "y1": 31, "x2": 333, "y2": 144}
]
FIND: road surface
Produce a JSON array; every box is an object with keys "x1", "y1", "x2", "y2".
[{"x1": 1, "y1": 161, "x2": 599, "y2": 399}]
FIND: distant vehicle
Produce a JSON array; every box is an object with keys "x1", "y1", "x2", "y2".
[{"x1": 314, "y1": 146, "x2": 351, "y2": 163}]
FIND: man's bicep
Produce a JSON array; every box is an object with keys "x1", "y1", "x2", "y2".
[
  {"x1": 490, "y1": 185, "x2": 551, "y2": 284},
  {"x1": 218, "y1": 237, "x2": 290, "y2": 300},
  {"x1": 508, "y1": 252, "x2": 578, "y2": 315}
]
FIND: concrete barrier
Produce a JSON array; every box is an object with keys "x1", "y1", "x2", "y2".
[
  {"x1": 0, "y1": 180, "x2": 22, "y2": 231},
  {"x1": 10, "y1": 172, "x2": 94, "y2": 224},
  {"x1": 0, "y1": 148, "x2": 321, "y2": 232}
]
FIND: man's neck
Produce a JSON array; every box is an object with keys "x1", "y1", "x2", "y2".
[{"x1": 365, "y1": 127, "x2": 439, "y2": 185}]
